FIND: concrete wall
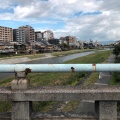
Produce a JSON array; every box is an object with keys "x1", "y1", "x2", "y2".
[{"x1": 0, "y1": 86, "x2": 119, "y2": 120}]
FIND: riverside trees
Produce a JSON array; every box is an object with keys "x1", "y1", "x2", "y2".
[{"x1": 113, "y1": 43, "x2": 120, "y2": 58}]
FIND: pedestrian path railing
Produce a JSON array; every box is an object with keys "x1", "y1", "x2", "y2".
[{"x1": 0, "y1": 64, "x2": 120, "y2": 120}]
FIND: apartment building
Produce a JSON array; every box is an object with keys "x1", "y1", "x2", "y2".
[
  {"x1": 43, "y1": 30, "x2": 54, "y2": 41},
  {"x1": 35, "y1": 31, "x2": 43, "y2": 41},
  {"x1": 0, "y1": 26, "x2": 13, "y2": 42},
  {"x1": 13, "y1": 29, "x2": 25, "y2": 43},
  {"x1": 66, "y1": 36, "x2": 76, "y2": 44},
  {"x1": 18, "y1": 25, "x2": 35, "y2": 43}
]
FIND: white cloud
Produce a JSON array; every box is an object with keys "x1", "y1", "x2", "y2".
[{"x1": 0, "y1": 0, "x2": 120, "y2": 42}]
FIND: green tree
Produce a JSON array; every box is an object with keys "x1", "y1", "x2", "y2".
[{"x1": 113, "y1": 44, "x2": 120, "y2": 58}]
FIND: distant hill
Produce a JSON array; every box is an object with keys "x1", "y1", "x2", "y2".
[{"x1": 99, "y1": 40, "x2": 117, "y2": 45}]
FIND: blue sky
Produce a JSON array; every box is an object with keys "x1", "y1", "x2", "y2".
[{"x1": 0, "y1": 0, "x2": 120, "y2": 43}]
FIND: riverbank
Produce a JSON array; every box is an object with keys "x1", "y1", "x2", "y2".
[
  {"x1": 0, "y1": 53, "x2": 54, "y2": 64},
  {"x1": 0, "y1": 49, "x2": 96, "y2": 64}
]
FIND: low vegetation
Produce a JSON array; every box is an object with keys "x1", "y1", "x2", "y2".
[
  {"x1": 110, "y1": 43, "x2": 120, "y2": 85},
  {"x1": 0, "y1": 49, "x2": 95, "y2": 60},
  {"x1": 0, "y1": 50, "x2": 112, "y2": 112},
  {"x1": 113, "y1": 44, "x2": 120, "y2": 58},
  {"x1": 51, "y1": 49, "x2": 95, "y2": 57},
  {"x1": 109, "y1": 44, "x2": 120, "y2": 111}
]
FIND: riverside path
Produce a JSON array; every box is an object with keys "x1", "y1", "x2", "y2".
[{"x1": 75, "y1": 54, "x2": 115, "y2": 115}]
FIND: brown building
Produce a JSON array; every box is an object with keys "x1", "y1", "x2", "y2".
[
  {"x1": 66, "y1": 36, "x2": 76, "y2": 43},
  {"x1": 18, "y1": 25, "x2": 35, "y2": 43},
  {"x1": 0, "y1": 26, "x2": 13, "y2": 42}
]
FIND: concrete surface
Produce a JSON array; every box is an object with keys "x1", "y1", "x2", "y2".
[
  {"x1": 99, "y1": 101, "x2": 117, "y2": 120},
  {"x1": 1, "y1": 86, "x2": 120, "y2": 101}
]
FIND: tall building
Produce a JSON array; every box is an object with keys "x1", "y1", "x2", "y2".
[
  {"x1": 0, "y1": 26, "x2": 13, "y2": 42},
  {"x1": 35, "y1": 31, "x2": 43, "y2": 41},
  {"x1": 13, "y1": 29, "x2": 25, "y2": 43},
  {"x1": 43, "y1": 30, "x2": 54, "y2": 41},
  {"x1": 18, "y1": 25, "x2": 35, "y2": 43}
]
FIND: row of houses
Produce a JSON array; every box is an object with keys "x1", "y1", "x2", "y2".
[
  {"x1": 0, "y1": 38, "x2": 102, "y2": 55},
  {"x1": 0, "y1": 41, "x2": 59, "y2": 54}
]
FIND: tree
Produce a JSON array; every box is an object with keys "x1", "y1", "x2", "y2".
[{"x1": 113, "y1": 44, "x2": 120, "y2": 58}]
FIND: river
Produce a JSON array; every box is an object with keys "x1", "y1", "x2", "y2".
[{"x1": 0, "y1": 51, "x2": 96, "y2": 79}]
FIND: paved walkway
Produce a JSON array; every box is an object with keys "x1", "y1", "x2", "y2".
[
  {"x1": 75, "y1": 54, "x2": 115, "y2": 115},
  {"x1": 95, "y1": 54, "x2": 115, "y2": 85}
]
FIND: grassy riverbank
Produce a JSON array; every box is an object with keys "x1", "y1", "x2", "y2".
[
  {"x1": 0, "y1": 49, "x2": 95, "y2": 60},
  {"x1": 109, "y1": 56, "x2": 120, "y2": 111},
  {"x1": 109, "y1": 55, "x2": 120, "y2": 85},
  {"x1": 51, "y1": 49, "x2": 96, "y2": 57}
]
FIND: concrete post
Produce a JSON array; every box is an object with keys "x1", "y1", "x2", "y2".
[
  {"x1": 11, "y1": 72, "x2": 32, "y2": 120},
  {"x1": 97, "y1": 101, "x2": 117, "y2": 120},
  {"x1": 12, "y1": 101, "x2": 32, "y2": 120}
]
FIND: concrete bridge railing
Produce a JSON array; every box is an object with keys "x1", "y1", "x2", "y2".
[{"x1": 0, "y1": 64, "x2": 120, "y2": 120}]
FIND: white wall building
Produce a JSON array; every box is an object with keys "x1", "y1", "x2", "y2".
[{"x1": 43, "y1": 30, "x2": 54, "y2": 41}]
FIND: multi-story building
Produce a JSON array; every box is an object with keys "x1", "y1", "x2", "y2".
[
  {"x1": 66, "y1": 36, "x2": 76, "y2": 44},
  {"x1": 43, "y1": 30, "x2": 54, "y2": 41},
  {"x1": 0, "y1": 26, "x2": 13, "y2": 42},
  {"x1": 13, "y1": 29, "x2": 25, "y2": 43},
  {"x1": 18, "y1": 25, "x2": 35, "y2": 43},
  {"x1": 35, "y1": 31, "x2": 43, "y2": 41}
]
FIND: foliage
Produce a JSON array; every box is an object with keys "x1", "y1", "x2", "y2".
[
  {"x1": 113, "y1": 44, "x2": 120, "y2": 58},
  {"x1": 110, "y1": 72, "x2": 120, "y2": 85}
]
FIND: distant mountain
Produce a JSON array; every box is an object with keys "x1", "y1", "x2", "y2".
[{"x1": 99, "y1": 40, "x2": 117, "y2": 45}]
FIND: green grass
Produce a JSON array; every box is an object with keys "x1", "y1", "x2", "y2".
[
  {"x1": 0, "y1": 77, "x2": 13, "y2": 86},
  {"x1": 62, "y1": 101, "x2": 80, "y2": 112},
  {"x1": 64, "y1": 50, "x2": 111, "y2": 64},
  {"x1": 33, "y1": 101, "x2": 58, "y2": 112},
  {"x1": 51, "y1": 49, "x2": 95, "y2": 57},
  {"x1": 83, "y1": 72, "x2": 99, "y2": 86},
  {"x1": 110, "y1": 72, "x2": 120, "y2": 85},
  {"x1": 109, "y1": 56, "x2": 120, "y2": 112},
  {"x1": 0, "y1": 53, "x2": 45, "y2": 60},
  {"x1": 26, "y1": 54, "x2": 45, "y2": 59},
  {"x1": 0, "y1": 50, "x2": 112, "y2": 112},
  {"x1": 109, "y1": 55, "x2": 120, "y2": 85},
  {"x1": 0, "y1": 101, "x2": 11, "y2": 112}
]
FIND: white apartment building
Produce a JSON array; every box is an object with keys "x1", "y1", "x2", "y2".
[{"x1": 43, "y1": 30, "x2": 54, "y2": 41}]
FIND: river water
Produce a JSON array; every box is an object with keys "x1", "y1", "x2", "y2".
[
  {"x1": 0, "y1": 51, "x2": 95, "y2": 79},
  {"x1": 28, "y1": 51, "x2": 95, "y2": 64}
]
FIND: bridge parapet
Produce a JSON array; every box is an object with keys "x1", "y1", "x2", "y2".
[
  {"x1": 1, "y1": 86, "x2": 120, "y2": 101},
  {"x1": 0, "y1": 86, "x2": 119, "y2": 120},
  {"x1": 0, "y1": 63, "x2": 119, "y2": 120}
]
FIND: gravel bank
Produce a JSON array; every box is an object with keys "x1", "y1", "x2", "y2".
[{"x1": 0, "y1": 54, "x2": 54, "y2": 64}]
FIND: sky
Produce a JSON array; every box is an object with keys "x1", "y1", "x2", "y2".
[{"x1": 0, "y1": 0, "x2": 120, "y2": 43}]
